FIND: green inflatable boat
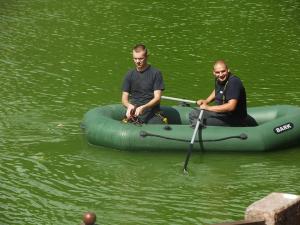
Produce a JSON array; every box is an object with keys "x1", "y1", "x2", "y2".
[{"x1": 82, "y1": 104, "x2": 300, "y2": 152}]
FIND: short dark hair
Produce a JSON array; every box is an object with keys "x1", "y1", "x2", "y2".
[{"x1": 133, "y1": 44, "x2": 148, "y2": 56}]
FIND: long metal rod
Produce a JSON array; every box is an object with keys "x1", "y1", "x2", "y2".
[
  {"x1": 161, "y1": 96, "x2": 196, "y2": 104},
  {"x1": 183, "y1": 109, "x2": 204, "y2": 173}
]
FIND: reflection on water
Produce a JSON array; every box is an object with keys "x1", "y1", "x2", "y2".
[{"x1": 0, "y1": 0, "x2": 300, "y2": 224}]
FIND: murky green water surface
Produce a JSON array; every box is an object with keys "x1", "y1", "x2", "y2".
[{"x1": 1, "y1": 0, "x2": 300, "y2": 224}]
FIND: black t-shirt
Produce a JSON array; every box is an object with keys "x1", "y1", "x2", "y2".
[
  {"x1": 215, "y1": 74, "x2": 247, "y2": 119},
  {"x1": 122, "y1": 65, "x2": 164, "y2": 111}
]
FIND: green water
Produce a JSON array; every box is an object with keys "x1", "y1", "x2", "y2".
[{"x1": 1, "y1": 0, "x2": 300, "y2": 224}]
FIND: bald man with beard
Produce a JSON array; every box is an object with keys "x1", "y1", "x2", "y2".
[{"x1": 189, "y1": 60, "x2": 257, "y2": 127}]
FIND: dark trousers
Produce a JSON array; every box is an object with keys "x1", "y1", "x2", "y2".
[{"x1": 189, "y1": 109, "x2": 254, "y2": 127}]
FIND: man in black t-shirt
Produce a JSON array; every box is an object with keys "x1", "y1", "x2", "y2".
[
  {"x1": 189, "y1": 60, "x2": 256, "y2": 127},
  {"x1": 121, "y1": 44, "x2": 165, "y2": 124}
]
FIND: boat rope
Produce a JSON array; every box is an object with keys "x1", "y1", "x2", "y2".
[{"x1": 140, "y1": 131, "x2": 247, "y2": 142}]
